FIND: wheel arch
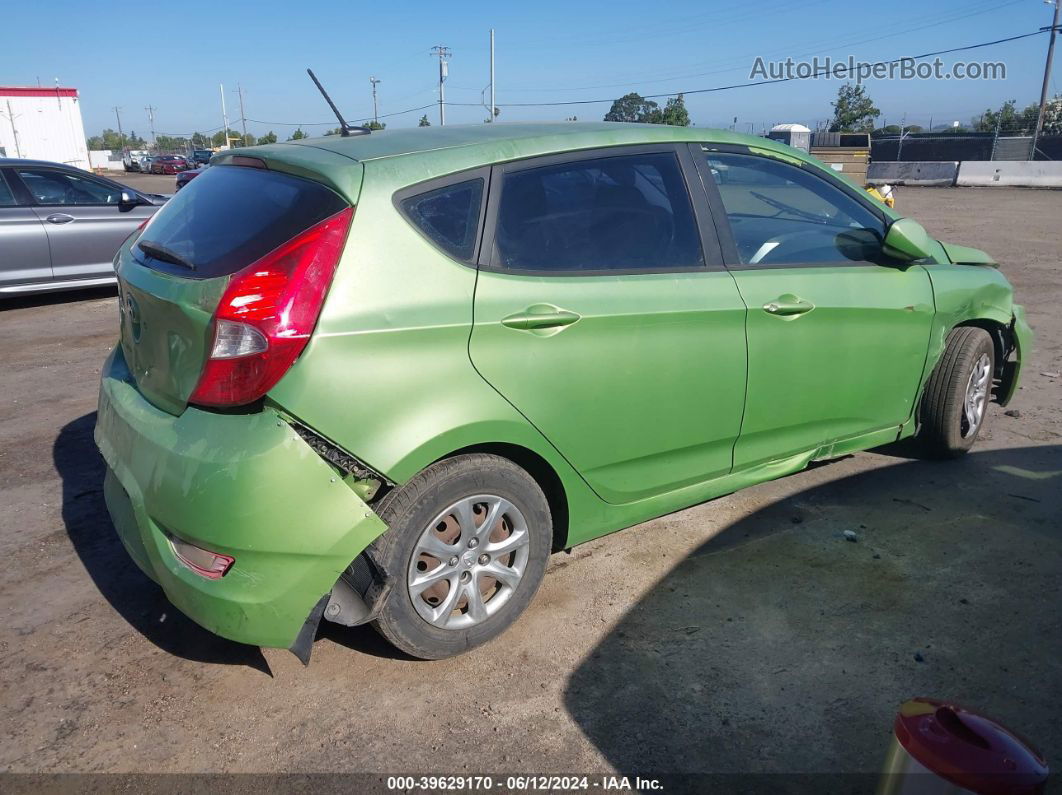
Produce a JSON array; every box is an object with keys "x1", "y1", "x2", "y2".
[
  {"x1": 438, "y1": 442, "x2": 571, "y2": 552},
  {"x1": 954, "y1": 318, "x2": 1008, "y2": 376}
]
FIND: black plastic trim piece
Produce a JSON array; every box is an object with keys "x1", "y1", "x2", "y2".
[
  {"x1": 289, "y1": 421, "x2": 391, "y2": 485},
  {"x1": 289, "y1": 594, "x2": 329, "y2": 666}
]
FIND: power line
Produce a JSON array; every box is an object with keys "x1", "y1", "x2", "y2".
[
  {"x1": 144, "y1": 27, "x2": 1048, "y2": 135},
  {"x1": 244, "y1": 102, "x2": 437, "y2": 128},
  {"x1": 476, "y1": 0, "x2": 1023, "y2": 94},
  {"x1": 441, "y1": 28, "x2": 1051, "y2": 109}
]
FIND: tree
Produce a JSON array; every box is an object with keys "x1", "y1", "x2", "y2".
[
  {"x1": 288, "y1": 127, "x2": 307, "y2": 141},
  {"x1": 256, "y1": 131, "x2": 278, "y2": 145},
  {"x1": 323, "y1": 127, "x2": 344, "y2": 136},
  {"x1": 191, "y1": 132, "x2": 210, "y2": 148},
  {"x1": 418, "y1": 115, "x2": 431, "y2": 127},
  {"x1": 973, "y1": 98, "x2": 1055, "y2": 135},
  {"x1": 365, "y1": 120, "x2": 385, "y2": 131},
  {"x1": 155, "y1": 134, "x2": 189, "y2": 152},
  {"x1": 211, "y1": 128, "x2": 241, "y2": 147},
  {"x1": 241, "y1": 133, "x2": 257, "y2": 147},
  {"x1": 604, "y1": 92, "x2": 659, "y2": 123},
  {"x1": 1042, "y1": 96, "x2": 1062, "y2": 136},
  {"x1": 651, "y1": 94, "x2": 690, "y2": 127},
  {"x1": 828, "y1": 83, "x2": 880, "y2": 132},
  {"x1": 604, "y1": 92, "x2": 689, "y2": 125},
  {"x1": 86, "y1": 128, "x2": 146, "y2": 151}
]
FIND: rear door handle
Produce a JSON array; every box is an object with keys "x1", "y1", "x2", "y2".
[
  {"x1": 763, "y1": 295, "x2": 815, "y2": 317},
  {"x1": 46, "y1": 213, "x2": 75, "y2": 225},
  {"x1": 501, "y1": 304, "x2": 581, "y2": 332}
]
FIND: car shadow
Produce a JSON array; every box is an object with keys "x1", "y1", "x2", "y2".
[
  {"x1": 564, "y1": 444, "x2": 1061, "y2": 790},
  {"x1": 54, "y1": 412, "x2": 271, "y2": 673},
  {"x1": 1, "y1": 285, "x2": 116, "y2": 311}
]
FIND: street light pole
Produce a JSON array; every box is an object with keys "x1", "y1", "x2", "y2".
[{"x1": 370, "y1": 76, "x2": 381, "y2": 126}]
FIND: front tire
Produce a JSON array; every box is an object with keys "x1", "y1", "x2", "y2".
[
  {"x1": 369, "y1": 454, "x2": 551, "y2": 660},
  {"x1": 918, "y1": 327, "x2": 995, "y2": 458}
]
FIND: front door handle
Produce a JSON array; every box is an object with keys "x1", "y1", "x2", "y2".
[
  {"x1": 501, "y1": 304, "x2": 581, "y2": 332},
  {"x1": 46, "y1": 213, "x2": 75, "y2": 225},
  {"x1": 763, "y1": 295, "x2": 815, "y2": 317}
]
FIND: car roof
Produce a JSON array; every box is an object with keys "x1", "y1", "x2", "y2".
[
  {"x1": 0, "y1": 158, "x2": 89, "y2": 169},
  {"x1": 241, "y1": 122, "x2": 790, "y2": 165}
]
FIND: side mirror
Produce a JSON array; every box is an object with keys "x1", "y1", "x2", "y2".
[
  {"x1": 883, "y1": 217, "x2": 933, "y2": 262},
  {"x1": 119, "y1": 191, "x2": 140, "y2": 209}
]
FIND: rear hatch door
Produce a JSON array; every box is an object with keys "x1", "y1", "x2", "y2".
[{"x1": 116, "y1": 148, "x2": 361, "y2": 415}]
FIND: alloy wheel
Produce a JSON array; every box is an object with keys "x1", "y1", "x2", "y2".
[
  {"x1": 407, "y1": 494, "x2": 530, "y2": 630},
  {"x1": 961, "y1": 352, "x2": 991, "y2": 438}
]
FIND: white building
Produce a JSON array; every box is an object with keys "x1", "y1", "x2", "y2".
[{"x1": 0, "y1": 86, "x2": 90, "y2": 169}]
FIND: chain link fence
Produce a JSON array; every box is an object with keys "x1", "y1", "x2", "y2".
[{"x1": 870, "y1": 130, "x2": 1062, "y2": 162}]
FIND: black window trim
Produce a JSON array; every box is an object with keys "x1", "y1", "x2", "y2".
[
  {"x1": 476, "y1": 143, "x2": 726, "y2": 277},
  {"x1": 392, "y1": 166, "x2": 491, "y2": 266},
  {"x1": 688, "y1": 142, "x2": 901, "y2": 271},
  {"x1": 0, "y1": 168, "x2": 23, "y2": 207},
  {"x1": 7, "y1": 166, "x2": 132, "y2": 208}
]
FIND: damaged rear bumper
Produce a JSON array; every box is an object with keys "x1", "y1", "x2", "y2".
[{"x1": 94, "y1": 345, "x2": 387, "y2": 653}]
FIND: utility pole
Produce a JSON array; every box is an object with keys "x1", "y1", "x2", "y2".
[
  {"x1": 431, "y1": 45, "x2": 451, "y2": 125},
  {"x1": 490, "y1": 29, "x2": 495, "y2": 123},
  {"x1": 237, "y1": 83, "x2": 248, "y2": 144},
  {"x1": 112, "y1": 106, "x2": 125, "y2": 151},
  {"x1": 369, "y1": 76, "x2": 381, "y2": 126},
  {"x1": 144, "y1": 105, "x2": 156, "y2": 150},
  {"x1": 220, "y1": 83, "x2": 230, "y2": 148},
  {"x1": 1032, "y1": 0, "x2": 1061, "y2": 156}
]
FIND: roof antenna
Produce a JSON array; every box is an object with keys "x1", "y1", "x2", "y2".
[{"x1": 306, "y1": 68, "x2": 371, "y2": 136}]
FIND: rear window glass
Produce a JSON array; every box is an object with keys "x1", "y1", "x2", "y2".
[
  {"x1": 399, "y1": 178, "x2": 484, "y2": 262},
  {"x1": 134, "y1": 165, "x2": 347, "y2": 279}
]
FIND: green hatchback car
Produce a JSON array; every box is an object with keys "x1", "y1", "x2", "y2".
[{"x1": 95, "y1": 123, "x2": 1031, "y2": 661}]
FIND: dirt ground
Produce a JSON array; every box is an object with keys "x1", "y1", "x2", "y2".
[{"x1": 0, "y1": 187, "x2": 1059, "y2": 786}]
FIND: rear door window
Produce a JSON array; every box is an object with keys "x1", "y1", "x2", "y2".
[
  {"x1": 134, "y1": 164, "x2": 347, "y2": 279},
  {"x1": 399, "y1": 178, "x2": 484, "y2": 262},
  {"x1": 491, "y1": 151, "x2": 703, "y2": 272}
]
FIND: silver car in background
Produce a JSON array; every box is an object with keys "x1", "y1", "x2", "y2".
[{"x1": 0, "y1": 159, "x2": 167, "y2": 296}]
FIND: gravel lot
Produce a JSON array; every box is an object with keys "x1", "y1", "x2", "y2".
[{"x1": 0, "y1": 187, "x2": 1059, "y2": 784}]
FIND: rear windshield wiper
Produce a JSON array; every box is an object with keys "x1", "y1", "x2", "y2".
[{"x1": 137, "y1": 240, "x2": 196, "y2": 271}]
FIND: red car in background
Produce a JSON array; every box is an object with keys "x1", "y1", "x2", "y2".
[
  {"x1": 175, "y1": 164, "x2": 207, "y2": 190},
  {"x1": 150, "y1": 155, "x2": 191, "y2": 175}
]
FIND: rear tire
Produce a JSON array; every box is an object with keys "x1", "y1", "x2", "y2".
[
  {"x1": 917, "y1": 327, "x2": 995, "y2": 458},
  {"x1": 369, "y1": 454, "x2": 551, "y2": 660}
]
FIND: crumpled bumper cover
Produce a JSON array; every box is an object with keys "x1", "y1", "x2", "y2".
[
  {"x1": 94, "y1": 345, "x2": 387, "y2": 649},
  {"x1": 1000, "y1": 303, "x2": 1033, "y2": 406}
]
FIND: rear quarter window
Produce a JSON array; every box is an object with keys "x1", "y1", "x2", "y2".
[
  {"x1": 398, "y1": 178, "x2": 485, "y2": 262},
  {"x1": 134, "y1": 165, "x2": 347, "y2": 279}
]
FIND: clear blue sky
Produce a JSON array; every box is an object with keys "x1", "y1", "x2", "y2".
[{"x1": 3, "y1": 0, "x2": 1059, "y2": 138}]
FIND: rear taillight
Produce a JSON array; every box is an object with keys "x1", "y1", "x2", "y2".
[
  {"x1": 188, "y1": 205, "x2": 353, "y2": 407},
  {"x1": 167, "y1": 534, "x2": 234, "y2": 580}
]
